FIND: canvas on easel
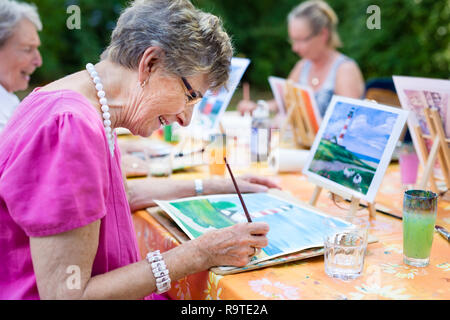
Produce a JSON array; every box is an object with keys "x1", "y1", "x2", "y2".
[
  {"x1": 302, "y1": 96, "x2": 409, "y2": 218},
  {"x1": 393, "y1": 76, "x2": 450, "y2": 194},
  {"x1": 187, "y1": 57, "x2": 250, "y2": 139},
  {"x1": 274, "y1": 79, "x2": 321, "y2": 149},
  {"x1": 416, "y1": 107, "x2": 450, "y2": 192}
]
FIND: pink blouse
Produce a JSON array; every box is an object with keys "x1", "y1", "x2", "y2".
[{"x1": 0, "y1": 89, "x2": 159, "y2": 299}]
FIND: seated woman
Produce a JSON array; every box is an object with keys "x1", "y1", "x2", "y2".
[
  {"x1": 238, "y1": 0, "x2": 365, "y2": 118},
  {"x1": 0, "y1": 0, "x2": 269, "y2": 300}
]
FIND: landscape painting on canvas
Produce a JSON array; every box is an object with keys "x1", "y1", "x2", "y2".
[
  {"x1": 303, "y1": 96, "x2": 409, "y2": 203},
  {"x1": 155, "y1": 193, "x2": 353, "y2": 266}
]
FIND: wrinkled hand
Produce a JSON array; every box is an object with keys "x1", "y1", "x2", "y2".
[
  {"x1": 206, "y1": 174, "x2": 281, "y2": 194},
  {"x1": 193, "y1": 222, "x2": 270, "y2": 268},
  {"x1": 238, "y1": 174, "x2": 282, "y2": 192},
  {"x1": 237, "y1": 99, "x2": 257, "y2": 116}
]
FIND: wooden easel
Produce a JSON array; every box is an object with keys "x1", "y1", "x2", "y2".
[
  {"x1": 279, "y1": 80, "x2": 315, "y2": 149},
  {"x1": 308, "y1": 184, "x2": 377, "y2": 219},
  {"x1": 416, "y1": 108, "x2": 450, "y2": 192}
]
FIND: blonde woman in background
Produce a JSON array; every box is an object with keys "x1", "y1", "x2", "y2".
[{"x1": 238, "y1": 0, "x2": 365, "y2": 117}]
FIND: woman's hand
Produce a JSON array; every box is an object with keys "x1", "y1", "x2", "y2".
[
  {"x1": 237, "y1": 99, "x2": 257, "y2": 116},
  {"x1": 204, "y1": 174, "x2": 282, "y2": 194},
  {"x1": 192, "y1": 222, "x2": 270, "y2": 268},
  {"x1": 238, "y1": 174, "x2": 282, "y2": 191}
]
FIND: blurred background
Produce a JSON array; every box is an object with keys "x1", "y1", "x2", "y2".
[{"x1": 22, "y1": 0, "x2": 450, "y2": 106}]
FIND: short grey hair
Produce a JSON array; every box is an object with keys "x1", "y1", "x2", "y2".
[
  {"x1": 288, "y1": 0, "x2": 342, "y2": 48},
  {"x1": 101, "y1": 0, "x2": 233, "y2": 91},
  {"x1": 0, "y1": 0, "x2": 42, "y2": 48}
]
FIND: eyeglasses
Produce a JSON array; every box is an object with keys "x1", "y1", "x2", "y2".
[
  {"x1": 288, "y1": 32, "x2": 317, "y2": 45},
  {"x1": 180, "y1": 77, "x2": 203, "y2": 106}
]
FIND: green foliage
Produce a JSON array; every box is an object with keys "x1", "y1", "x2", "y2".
[{"x1": 26, "y1": 0, "x2": 449, "y2": 90}]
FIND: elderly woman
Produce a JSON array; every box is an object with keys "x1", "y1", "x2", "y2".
[
  {"x1": 238, "y1": 0, "x2": 364, "y2": 117},
  {"x1": 0, "y1": 0, "x2": 269, "y2": 300},
  {"x1": 0, "y1": 0, "x2": 42, "y2": 133}
]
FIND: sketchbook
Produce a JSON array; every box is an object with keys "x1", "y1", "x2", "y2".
[{"x1": 151, "y1": 189, "x2": 377, "y2": 275}]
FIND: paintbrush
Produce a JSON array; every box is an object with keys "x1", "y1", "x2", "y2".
[
  {"x1": 343, "y1": 199, "x2": 450, "y2": 242},
  {"x1": 224, "y1": 157, "x2": 253, "y2": 223},
  {"x1": 435, "y1": 225, "x2": 450, "y2": 242}
]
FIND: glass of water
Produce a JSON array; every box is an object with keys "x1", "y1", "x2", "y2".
[{"x1": 323, "y1": 219, "x2": 369, "y2": 281}]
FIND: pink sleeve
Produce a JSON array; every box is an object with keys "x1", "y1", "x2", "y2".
[{"x1": 1, "y1": 112, "x2": 109, "y2": 237}]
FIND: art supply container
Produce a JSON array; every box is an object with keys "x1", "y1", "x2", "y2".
[
  {"x1": 399, "y1": 143, "x2": 419, "y2": 188},
  {"x1": 251, "y1": 100, "x2": 271, "y2": 162},
  {"x1": 208, "y1": 133, "x2": 227, "y2": 176},
  {"x1": 403, "y1": 190, "x2": 438, "y2": 267},
  {"x1": 324, "y1": 218, "x2": 369, "y2": 280}
]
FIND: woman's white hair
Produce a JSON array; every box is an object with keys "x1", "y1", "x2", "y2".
[
  {"x1": 0, "y1": 0, "x2": 42, "y2": 48},
  {"x1": 101, "y1": 0, "x2": 233, "y2": 91}
]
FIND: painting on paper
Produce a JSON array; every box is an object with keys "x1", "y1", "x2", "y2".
[{"x1": 155, "y1": 193, "x2": 353, "y2": 265}]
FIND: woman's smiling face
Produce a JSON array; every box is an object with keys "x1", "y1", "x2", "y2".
[
  {"x1": 0, "y1": 18, "x2": 42, "y2": 92},
  {"x1": 125, "y1": 68, "x2": 208, "y2": 137}
]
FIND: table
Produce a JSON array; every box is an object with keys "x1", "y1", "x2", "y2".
[{"x1": 132, "y1": 164, "x2": 450, "y2": 300}]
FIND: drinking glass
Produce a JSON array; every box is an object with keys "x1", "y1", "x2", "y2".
[
  {"x1": 403, "y1": 190, "x2": 438, "y2": 267},
  {"x1": 324, "y1": 218, "x2": 369, "y2": 280},
  {"x1": 146, "y1": 147, "x2": 173, "y2": 177}
]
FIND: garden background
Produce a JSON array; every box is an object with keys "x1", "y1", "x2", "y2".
[{"x1": 23, "y1": 0, "x2": 450, "y2": 103}]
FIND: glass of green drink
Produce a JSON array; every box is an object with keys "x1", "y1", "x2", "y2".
[{"x1": 403, "y1": 190, "x2": 438, "y2": 267}]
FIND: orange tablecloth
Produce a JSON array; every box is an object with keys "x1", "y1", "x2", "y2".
[{"x1": 132, "y1": 164, "x2": 450, "y2": 300}]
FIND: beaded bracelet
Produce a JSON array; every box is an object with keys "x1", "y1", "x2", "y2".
[{"x1": 146, "y1": 250, "x2": 171, "y2": 294}]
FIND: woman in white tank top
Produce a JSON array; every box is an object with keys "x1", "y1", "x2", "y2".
[{"x1": 238, "y1": 0, "x2": 365, "y2": 118}]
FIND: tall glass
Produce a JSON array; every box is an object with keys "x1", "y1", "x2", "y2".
[
  {"x1": 403, "y1": 190, "x2": 438, "y2": 267},
  {"x1": 399, "y1": 152, "x2": 419, "y2": 188}
]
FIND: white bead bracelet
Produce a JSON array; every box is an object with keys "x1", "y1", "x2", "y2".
[{"x1": 146, "y1": 250, "x2": 171, "y2": 294}]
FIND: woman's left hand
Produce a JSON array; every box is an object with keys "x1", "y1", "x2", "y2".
[{"x1": 205, "y1": 174, "x2": 282, "y2": 194}]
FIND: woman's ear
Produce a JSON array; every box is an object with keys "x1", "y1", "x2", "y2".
[
  {"x1": 138, "y1": 46, "x2": 163, "y2": 84},
  {"x1": 319, "y1": 27, "x2": 330, "y2": 45}
]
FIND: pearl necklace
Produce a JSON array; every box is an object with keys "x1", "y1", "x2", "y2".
[
  {"x1": 86, "y1": 63, "x2": 115, "y2": 157},
  {"x1": 311, "y1": 77, "x2": 320, "y2": 86}
]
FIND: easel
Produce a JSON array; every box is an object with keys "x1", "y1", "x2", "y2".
[
  {"x1": 308, "y1": 184, "x2": 377, "y2": 219},
  {"x1": 279, "y1": 80, "x2": 316, "y2": 149},
  {"x1": 416, "y1": 107, "x2": 450, "y2": 192}
]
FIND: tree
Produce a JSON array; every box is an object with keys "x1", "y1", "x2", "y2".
[{"x1": 27, "y1": 0, "x2": 449, "y2": 90}]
